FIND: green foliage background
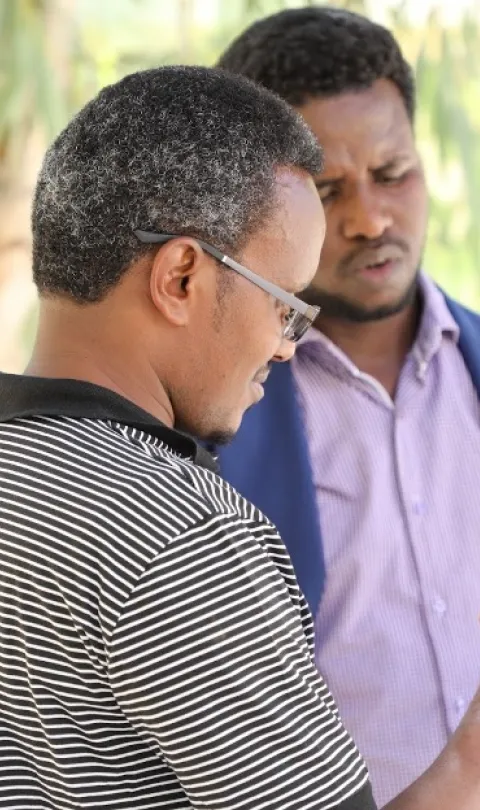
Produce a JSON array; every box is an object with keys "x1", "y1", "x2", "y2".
[{"x1": 1, "y1": 0, "x2": 479, "y2": 353}]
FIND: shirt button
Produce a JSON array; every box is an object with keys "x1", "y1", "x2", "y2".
[
  {"x1": 417, "y1": 359, "x2": 428, "y2": 380},
  {"x1": 455, "y1": 697, "x2": 466, "y2": 715},
  {"x1": 432, "y1": 597, "x2": 447, "y2": 616}
]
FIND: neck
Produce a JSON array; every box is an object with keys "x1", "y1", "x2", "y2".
[
  {"x1": 25, "y1": 297, "x2": 175, "y2": 427},
  {"x1": 316, "y1": 297, "x2": 420, "y2": 397}
]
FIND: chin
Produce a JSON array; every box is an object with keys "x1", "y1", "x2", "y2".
[
  {"x1": 188, "y1": 418, "x2": 240, "y2": 448},
  {"x1": 203, "y1": 407, "x2": 249, "y2": 446},
  {"x1": 314, "y1": 278, "x2": 418, "y2": 324},
  {"x1": 202, "y1": 427, "x2": 236, "y2": 446},
  {"x1": 176, "y1": 417, "x2": 236, "y2": 447},
  {"x1": 177, "y1": 399, "x2": 250, "y2": 447}
]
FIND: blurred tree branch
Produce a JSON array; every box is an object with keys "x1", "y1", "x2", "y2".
[
  {"x1": 0, "y1": 0, "x2": 479, "y2": 371},
  {"x1": 0, "y1": 0, "x2": 75, "y2": 371}
]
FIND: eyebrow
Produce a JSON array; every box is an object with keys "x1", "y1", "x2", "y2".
[
  {"x1": 315, "y1": 177, "x2": 342, "y2": 190},
  {"x1": 315, "y1": 155, "x2": 414, "y2": 189},
  {"x1": 373, "y1": 155, "x2": 413, "y2": 170}
]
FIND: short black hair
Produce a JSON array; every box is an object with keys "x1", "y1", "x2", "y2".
[
  {"x1": 218, "y1": 6, "x2": 415, "y2": 120},
  {"x1": 32, "y1": 65, "x2": 322, "y2": 302}
]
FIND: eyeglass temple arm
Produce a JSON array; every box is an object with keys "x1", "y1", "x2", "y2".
[
  {"x1": 134, "y1": 230, "x2": 225, "y2": 263},
  {"x1": 134, "y1": 229, "x2": 319, "y2": 321}
]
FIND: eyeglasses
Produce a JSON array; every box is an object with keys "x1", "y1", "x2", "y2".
[{"x1": 134, "y1": 230, "x2": 320, "y2": 342}]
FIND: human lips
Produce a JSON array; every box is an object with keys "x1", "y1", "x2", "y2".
[
  {"x1": 253, "y1": 368, "x2": 270, "y2": 386},
  {"x1": 251, "y1": 382, "x2": 265, "y2": 402},
  {"x1": 251, "y1": 368, "x2": 270, "y2": 402},
  {"x1": 344, "y1": 243, "x2": 406, "y2": 278}
]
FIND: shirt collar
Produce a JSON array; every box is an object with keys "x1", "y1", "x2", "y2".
[
  {"x1": 413, "y1": 273, "x2": 459, "y2": 372},
  {"x1": 298, "y1": 273, "x2": 459, "y2": 376},
  {"x1": 0, "y1": 373, "x2": 218, "y2": 473}
]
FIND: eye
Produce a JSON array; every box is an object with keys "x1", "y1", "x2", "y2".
[
  {"x1": 275, "y1": 300, "x2": 293, "y2": 324},
  {"x1": 316, "y1": 185, "x2": 340, "y2": 204},
  {"x1": 376, "y1": 169, "x2": 410, "y2": 186},
  {"x1": 282, "y1": 309, "x2": 297, "y2": 332}
]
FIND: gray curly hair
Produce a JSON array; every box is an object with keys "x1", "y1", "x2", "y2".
[{"x1": 32, "y1": 65, "x2": 323, "y2": 302}]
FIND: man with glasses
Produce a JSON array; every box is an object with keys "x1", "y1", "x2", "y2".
[{"x1": 0, "y1": 65, "x2": 382, "y2": 809}]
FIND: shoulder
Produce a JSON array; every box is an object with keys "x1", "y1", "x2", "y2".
[
  {"x1": 440, "y1": 288, "x2": 480, "y2": 331},
  {"x1": 0, "y1": 414, "x2": 286, "y2": 628},
  {"x1": 0, "y1": 415, "x2": 253, "y2": 555}
]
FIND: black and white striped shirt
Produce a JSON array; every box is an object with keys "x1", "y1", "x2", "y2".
[{"x1": 0, "y1": 374, "x2": 375, "y2": 809}]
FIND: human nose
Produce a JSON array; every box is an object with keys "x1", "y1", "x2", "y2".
[
  {"x1": 341, "y1": 186, "x2": 393, "y2": 241},
  {"x1": 272, "y1": 336, "x2": 296, "y2": 363}
]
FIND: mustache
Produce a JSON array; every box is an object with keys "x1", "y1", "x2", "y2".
[{"x1": 337, "y1": 236, "x2": 410, "y2": 276}]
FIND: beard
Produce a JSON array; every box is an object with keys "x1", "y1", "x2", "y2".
[
  {"x1": 301, "y1": 268, "x2": 420, "y2": 324},
  {"x1": 201, "y1": 428, "x2": 236, "y2": 447},
  {"x1": 175, "y1": 414, "x2": 236, "y2": 448}
]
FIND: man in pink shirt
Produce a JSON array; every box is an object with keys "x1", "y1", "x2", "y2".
[{"x1": 217, "y1": 7, "x2": 480, "y2": 807}]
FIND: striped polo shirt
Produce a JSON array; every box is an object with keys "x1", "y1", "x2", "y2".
[{"x1": 0, "y1": 373, "x2": 375, "y2": 810}]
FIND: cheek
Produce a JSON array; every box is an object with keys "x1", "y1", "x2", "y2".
[
  {"x1": 220, "y1": 305, "x2": 281, "y2": 382},
  {"x1": 408, "y1": 194, "x2": 428, "y2": 247},
  {"x1": 199, "y1": 322, "x2": 248, "y2": 397},
  {"x1": 315, "y1": 213, "x2": 340, "y2": 277},
  {"x1": 207, "y1": 288, "x2": 285, "y2": 392},
  {"x1": 393, "y1": 175, "x2": 428, "y2": 242}
]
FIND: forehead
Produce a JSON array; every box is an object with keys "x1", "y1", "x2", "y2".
[
  {"x1": 241, "y1": 168, "x2": 325, "y2": 291},
  {"x1": 297, "y1": 79, "x2": 416, "y2": 170}
]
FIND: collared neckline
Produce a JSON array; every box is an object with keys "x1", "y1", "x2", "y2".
[
  {"x1": 297, "y1": 273, "x2": 459, "y2": 373},
  {"x1": 412, "y1": 274, "x2": 459, "y2": 377},
  {"x1": 0, "y1": 373, "x2": 218, "y2": 473}
]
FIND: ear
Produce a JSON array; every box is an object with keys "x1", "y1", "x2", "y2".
[{"x1": 149, "y1": 237, "x2": 210, "y2": 326}]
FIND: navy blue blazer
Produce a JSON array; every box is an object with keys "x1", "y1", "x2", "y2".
[{"x1": 217, "y1": 295, "x2": 480, "y2": 619}]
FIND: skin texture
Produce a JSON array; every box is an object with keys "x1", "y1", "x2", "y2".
[
  {"x1": 27, "y1": 167, "x2": 325, "y2": 444},
  {"x1": 297, "y1": 79, "x2": 428, "y2": 396}
]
